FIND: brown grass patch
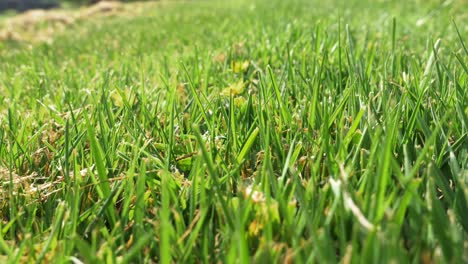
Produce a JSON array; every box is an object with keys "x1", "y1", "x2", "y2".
[{"x1": 0, "y1": 1, "x2": 156, "y2": 43}]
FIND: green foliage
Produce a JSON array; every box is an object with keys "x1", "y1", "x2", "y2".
[{"x1": 0, "y1": 0, "x2": 466, "y2": 262}]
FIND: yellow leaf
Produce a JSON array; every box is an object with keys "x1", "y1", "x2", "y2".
[
  {"x1": 110, "y1": 88, "x2": 131, "y2": 108},
  {"x1": 233, "y1": 96, "x2": 246, "y2": 107},
  {"x1": 248, "y1": 220, "x2": 263, "y2": 237},
  {"x1": 232, "y1": 60, "x2": 250, "y2": 73},
  {"x1": 220, "y1": 80, "x2": 245, "y2": 96}
]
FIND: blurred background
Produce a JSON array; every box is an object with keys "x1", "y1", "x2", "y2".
[{"x1": 0, "y1": 0, "x2": 153, "y2": 13}]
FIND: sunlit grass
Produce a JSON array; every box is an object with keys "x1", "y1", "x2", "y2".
[{"x1": 0, "y1": 0, "x2": 466, "y2": 262}]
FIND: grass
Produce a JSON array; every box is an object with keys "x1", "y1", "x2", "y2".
[{"x1": 0, "y1": 0, "x2": 467, "y2": 262}]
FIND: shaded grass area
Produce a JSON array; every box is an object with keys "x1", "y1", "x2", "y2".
[{"x1": 0, "y1": 0, "x2": 467, "y2": 262}]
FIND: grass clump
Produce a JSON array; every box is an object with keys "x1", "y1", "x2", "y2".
[{"x1": 0, "y1": 0, "x2": 467, "y2": 262}]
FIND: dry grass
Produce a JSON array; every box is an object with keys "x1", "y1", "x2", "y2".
[
  {"x1": 0, "y1": 1, "x2": 157, "y2": 43},
  {"x1": 0, "y1": 166, "x2": 64, "y2": 206}
]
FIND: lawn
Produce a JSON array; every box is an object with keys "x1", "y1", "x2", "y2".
[{"x1": 0, "y1": 0, "x2": 467, "y2": 263}]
